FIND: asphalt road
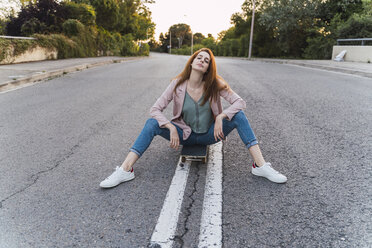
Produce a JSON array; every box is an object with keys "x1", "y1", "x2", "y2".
[{"x1": 0, "y1": 53, "x2": 371, "y2": 247}]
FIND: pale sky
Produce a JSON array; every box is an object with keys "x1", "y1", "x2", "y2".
[
  {"x1": 147, "y1": 0, "x2": 245, "y2": 41},
  {"x1": 1, "y1": 0, "x2": 246, "y2": 41}
]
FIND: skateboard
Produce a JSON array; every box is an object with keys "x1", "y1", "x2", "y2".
[{"x1": 180, "y1": 144, "x2": 208, "y2": 164}]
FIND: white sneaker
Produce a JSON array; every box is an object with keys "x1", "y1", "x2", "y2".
[
  {"x1": 100, "y1": 166, "x2": 135, "y2": 188},
  {"x1": 251, "y1": 162, "x2": 287, "y2": 183}
]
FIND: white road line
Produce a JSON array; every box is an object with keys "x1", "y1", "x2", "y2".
[
  {"x1": 198, "y1": 141, "x2": 223, "y2": 248},
  {"x1": 149, "y1": 158, "x2": 191, "y2": 248}
]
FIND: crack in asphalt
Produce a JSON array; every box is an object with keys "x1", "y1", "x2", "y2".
[
  {"x1": 0, "y1": 143, "x2": 79, "y2": 209},
  {"x1": 172, "y1": 162, "x2": 201, "y2": 248},
  {"x1": 0, "y1": 119, "x2": 109, "y2": 209},
  {"x1": 0, "y1": 86, "x2": 147, "y2": 209}
]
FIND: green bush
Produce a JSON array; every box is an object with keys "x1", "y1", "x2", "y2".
[
  {"x1": 0, "y1": 39, "x2": 7, "y2": 60},
  {"x1": 62, "y1": 19, "x2": 85, "y2": 37},
  {"x1": 138, "y1": 43, "x2": 150, "y2": 56},
  {"x1": 121, "y1": 33, "x2": 137, "y2": 56},
  {"x1": 218, "y1": 39, "x2": 233, "y2": 56},
  {"x1": 0, "y1": 18, "x2": 6, "y2": 35},
  {"x1": 171, "y1": 44, "x2": 204, "y2": 55},
  {"x1": 303, "y1": 34, "x2": 335, "y2": 59},
  {"x1": 171, "y1": 46, "x2": 189, "y2": 55},
  {"x1": 96, "y1": 27, "x2": 123, "y2": 55},
  {"x1": 256, "y1": 41, "x2": 282, "y2": 58},
  {"x1": 230, "y1": 39, "x2": 240, "y2": 57},
  {"x1": 1, "y1": 19, "x2": 148, "y2": 62},
  {"x1": 71, "y1": 25, "x2": 97, "y2": 57},
  {"x1": 62, "y1": 20, "x2": 95, "y2": 57},
  {"x1": 34, "y1": 31, "x2": 96, "y2": 59},
  {"x1": 33, "y1": 33, "x2": 79, "y2": 59},
  {"x1": 192, "y1": 44, "x2": 205, "y2": 54},
  {"x1": 0, "y1": 38, "x2": 13, "y2": 62},
  {"x1": 238, "y1": 34, "x2": 248, "y2": 57},
  {"x1": 201, "y1": 37, "x2": 217, "y2": 55}
]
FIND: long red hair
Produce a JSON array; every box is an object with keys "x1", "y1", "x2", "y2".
[{"x1": 173, "y1": 48, "x2": 230, "y2": 106}]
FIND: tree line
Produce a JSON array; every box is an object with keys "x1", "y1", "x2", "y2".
[
  {"x1": 0, "y1": 0, "x2": 155, "y2": 60},
  {"x1": 151, "y1": 0, "x2": 372, "y2": 59},
  {"x1": 1, "y1": 0, "x2": 371, "y2": 60}
]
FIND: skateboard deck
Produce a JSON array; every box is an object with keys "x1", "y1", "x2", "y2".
[{"x1": 180, "y1": 145, "x2": 208, "y2": 164}]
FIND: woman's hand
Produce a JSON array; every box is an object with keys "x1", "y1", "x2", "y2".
[
  {"x1": 214, "y1": 115, "x2": 225, "y2": 141},
  {"x1": 169, "y1": 126, "x2": 180, "y2": 150}
]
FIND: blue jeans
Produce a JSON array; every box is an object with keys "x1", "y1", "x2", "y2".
[{"x1": 129, "y1": 110, "x2": 258, "y2": 157}]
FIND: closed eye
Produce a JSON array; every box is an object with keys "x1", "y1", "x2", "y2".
[{"x1": 198, "y1": 56, "x2": 209, "y2": 63}]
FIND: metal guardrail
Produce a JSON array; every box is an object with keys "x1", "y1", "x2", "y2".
[
  {"x1": 0, "y1": 35, "x2": 36, "y2": 40},
  {"x1": 337, "y1": 38, "x2": 372, "y2": 46}
]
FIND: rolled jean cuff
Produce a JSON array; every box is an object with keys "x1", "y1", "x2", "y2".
[
  {"x1": 129, "y1": 148, "x2": 142, "y2": 157},
  {"x1": 246, "y1": 140, "x2": 258, "y2": 149}
]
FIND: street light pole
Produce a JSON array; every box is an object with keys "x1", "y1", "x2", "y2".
[
  {"x1": 248, "y1": 0, "x2": 256, "y2": 59},
  {"x1": 183, "y1": 14, "x2": 193, "y2": 55}
]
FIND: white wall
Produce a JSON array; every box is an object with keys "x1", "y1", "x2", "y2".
[
  {"x1": 332, "y1": 46, "x2": 372, "y2": 63},
  {"x1": 0, "y1": 45, "x2": 58, "y2": 65}
]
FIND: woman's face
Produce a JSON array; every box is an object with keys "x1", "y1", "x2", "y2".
[{"x1": 191, "y1": 51, "x2": 211, "y2": 74}]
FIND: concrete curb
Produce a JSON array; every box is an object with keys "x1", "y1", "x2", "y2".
[
  {"x1": 250, "y1": 58, "x2": 372, "y2": 79},
  {"x1": 0, "y1": 56, "x2": 146, "y2": 92}
]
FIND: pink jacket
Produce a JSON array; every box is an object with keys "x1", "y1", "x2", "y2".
[{"x1": 149, "y1": 78, "x2": 246, "y2": 140}]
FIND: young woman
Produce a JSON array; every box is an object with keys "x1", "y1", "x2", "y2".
[{"x1": 100, "y1": 48, "x2": 287, "y2": 188}]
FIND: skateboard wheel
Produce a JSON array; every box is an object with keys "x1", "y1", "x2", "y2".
[{"x1": 181, "y1": 157, "x2": 186, "y2": 163}]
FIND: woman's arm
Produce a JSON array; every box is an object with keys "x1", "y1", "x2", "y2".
[
  {"x1": 149, "y1": 79, "x2": 178, "y2": 128},
  {"x1": 217, "y1": 78, "x2": 246, "y2": 121}
]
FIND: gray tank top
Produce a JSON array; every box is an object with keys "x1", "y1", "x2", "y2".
[{"x1": 182, "y1": 91, "x2": 214, "y2": 133}]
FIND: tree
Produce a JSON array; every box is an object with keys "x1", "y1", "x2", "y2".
[
  {"x1": 303, "y1": 0, "x2": 367, "y2": 58},
  {"x1": 215, "y1": 0, "x2": 287, "y2": 58},
  {"x1": 60, "y1": 1, "x2": 96, "y2": 26},
  {"x1": 158, "y1": 32, "x2": 168, "y2": 52},
  {"x1": 258, "y1": 0, "x2": 322, "y2": 57},
  {"x1": 230, "y1": 12, "x2": 249, "y2": 38},
  {"x1": 131, "y1": 4, "x2": 155, "y2": 40},
  {"x1": 169, "y1": 23, "x2": 191, "y2": 48},
  {"x1": 193, "y1": 32, "x2": 205, "y2": 44},
  {"x1": 113, "y1": 0, "x2": 154, "y2": 40},
  {"x1": 148, "y1": 38, "x2": 159, "y2": 50},
  {"x1": 337, "y1": 12, "x2": 372, "y2": 38},
  {"x1": 91, "y1": 0, "x2": 119, "y2": 31},
  {"x1": 201, "y1": 36, "x2": 216, "y2": 54},
  {"x1": 318, "y1": 0, "x2": 364, "y2": 23},
  {"x1": 6, "y1": 0, "x2": 64, "y2": 36},
  {"x1": 218, "y1": 27, "x2": 235, "y2": 41}
]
